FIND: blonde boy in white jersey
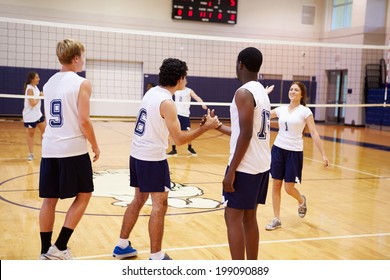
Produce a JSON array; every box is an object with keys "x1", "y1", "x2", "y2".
[
  {"x1": 113, "y1": 58, "x2": 219, "y2": 260},
  {"x1": 39, "y1": 39, "x2": 100, "y2": 260},
  {"x1": 213, "y1": 47, "x2": 271, "y2": 260}
]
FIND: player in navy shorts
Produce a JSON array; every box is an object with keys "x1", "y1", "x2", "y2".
[
  {"x1": 265, "y1": 81, "x2": 329, "y2": 231},
  {"x1": 212, "y1": 47, "x2": 271, "y2": 260},
  {"x1": 38, "y1": 39, "x2": 100, "y2": 260},
  {"x1": 113, "y1": 58, "x2": 219, "y2": 260}
]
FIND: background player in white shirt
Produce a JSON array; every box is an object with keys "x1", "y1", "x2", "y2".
[
  {"x1": 167, "y1": 86, "x2": 208, "y2": 156},
  {"x1": 22, "y1": 71, "x2": 46, "y2": 161},
  {"x1": 265, "y1": 81, "x2": 329, "y2": 231}
]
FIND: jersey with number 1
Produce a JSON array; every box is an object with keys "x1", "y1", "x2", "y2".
[
  {"x1": 273, "y1": 105, "x2": 312, "y2": 151},
  {"x1": 42, "y1": 71, "x2": 88, "y2": 158},
  {"x1": 229, "y1": 81, "x2": 271, "y2": 174},
  {"x1": 131, "y1": 86, "x2": 172, "y2": 161}
]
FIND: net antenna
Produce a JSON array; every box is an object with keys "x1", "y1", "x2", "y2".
[{"x1": 385, "y1": 40, "x2": 390, "y2": 105}]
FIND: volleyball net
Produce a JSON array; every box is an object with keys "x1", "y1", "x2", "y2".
[{"x1": 0, "y1": 17, "x2": 389, "y2": 125}]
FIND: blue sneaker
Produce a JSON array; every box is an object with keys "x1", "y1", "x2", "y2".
[
  {"x1": 113, "y1": 241, "x2": 138, "y2": 259},
  {"x1": 149, "y1": 253, "x2": 172, "y2": 260}
]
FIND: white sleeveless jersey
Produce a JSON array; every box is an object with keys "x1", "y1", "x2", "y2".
[
  {"x1": 273, "y1": 105, "x2": 312, "y2": 151},
  {"x1": 174, "y1": 87, "x2": 191, "y2": 117},
  {"x1": 42, "y1": 72, "x2": 88, "y2": 158},
  {"x1": 131, "y1": 86, "x2": 172, "y2": 161},
  {"x1": 229, "y1": 81, "x2": 271, "y2": 174},
  {"x1": 22, "y1": 84, "x2": 42, "y2": 122}
]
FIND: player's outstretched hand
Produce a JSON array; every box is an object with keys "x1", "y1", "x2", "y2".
[
  {"x1": 200, "y1": 109, "x2": 217, "y2": 126},
  {"x1": 200, "y1": 114, "x2": 207, "y2": 126},
  {"x1": 265, "y1": 85, "x2": 275, "y2": 94},
  {"x1": 202, "y1": 109, "x2": 219, "y2": 129}
]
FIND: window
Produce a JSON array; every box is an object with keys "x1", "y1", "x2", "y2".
[{"x1": 331, "y1": 0, "x2": 352, "y2": 30}]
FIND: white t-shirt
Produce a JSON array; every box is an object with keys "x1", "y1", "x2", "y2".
[
  {"x1": 131, "y1": 86, "x2": 172, "y2": 161},
  {"x1": 174, "y1": 87, "x2": 192, "y2": 117},
  {"x1": 229, "y1": 81, "x2": 271, "y2": 174},
  {"x1": 22, "y1": 84, "x2": 42, "y2": 122},
  {"x1": 42, "y1": 71, "x2": 88, "y2": 158},
  {"x1": 273, "y1": 105, "x2": 313, "y2": 151}
]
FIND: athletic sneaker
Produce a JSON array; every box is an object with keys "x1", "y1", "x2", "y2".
[
  {"x1": 27, "y1": 153, "x2": 34, "y2": 161},
  {"x1": 265, "y1": 218, "x2": 282, "y2": 231},
  {"x1": 298, "y1": 195, "x2": 307, "y2": 218},
  {"x1": 113, "y1": 241, "x2": 138, "y2": 259},
  {"x1": 162, "y1": 253, "x2": 172, "y2": 260},
  {"x1": 43, "y1": 245, "x2": 73, "y2": 260},
  {"x1": 167, "y1": 150, "x2": 177, "y2": 156},
  {"x1": 149, "y1": 253, "x2": 172, "y2": 260},
  {"x1": 39, "y1": 254, "x2": 49, "y2": 260},
  {"x1": 187, "y1": 147, "x2": 197, "y2": 156}
]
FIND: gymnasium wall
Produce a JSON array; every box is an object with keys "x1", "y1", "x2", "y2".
[
  {"x1": 0, "y1": 0, "x2": 389, "y2": 122},
  {"x1": 0, "y1": 0, "x2": 327, "y2": 42}
]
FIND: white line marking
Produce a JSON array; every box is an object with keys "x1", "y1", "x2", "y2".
[
  {"x1": 76, "y1": 232, "x2": 390, "y2": 259},
  {"x1": 307, "y1": 157, "x2": 385, "y2": 178}
]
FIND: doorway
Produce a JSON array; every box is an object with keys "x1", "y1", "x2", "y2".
[{"x1": 326, "y1": 69, "x2": 348, "y2": 124}]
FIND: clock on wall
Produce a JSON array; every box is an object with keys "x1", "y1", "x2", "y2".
[{"x1": 172, "y1": 0, "x2": 238, "y2": 25}]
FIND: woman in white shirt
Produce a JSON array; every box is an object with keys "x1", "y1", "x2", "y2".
[
  {"x1": 22, "y1": 71, "x2": 46, "y2": 161},
  {"x1": 265, "y1": 81, "x2": 329, "y2": 230}
]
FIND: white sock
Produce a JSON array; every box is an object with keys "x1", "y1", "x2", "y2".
[
  {"x1": 150, "y1": 251, "x2": 164, "y2": 260},
  {"x1": 117, "y1": 238, "x2": 129, "y2": 248}
]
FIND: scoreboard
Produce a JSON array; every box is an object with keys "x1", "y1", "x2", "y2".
[{"x1": 172, "y1": 0, "x2": 238, "y2": 25}]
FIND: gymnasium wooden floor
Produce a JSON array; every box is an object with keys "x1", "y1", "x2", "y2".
[{"x1": 0, "y1": 118, "x2": 389, "y2": 260}]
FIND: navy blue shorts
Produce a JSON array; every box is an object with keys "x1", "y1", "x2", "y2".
[
  {"x1": 39, "y1": 153, "x2": 94, "y2": 199},
  {"x1": 129, "y1": 156, "x2": 171, "y2": 192},
  {"x1": 223, "y1": 167, "x2": 270, "y2": 210},
  {"x1": 178, "y1": 115, "x2": 190, "y2": 131},
  {"x1": 270, "y1": 145, "x2": 303, "y2": 183},
  {"x1": 24, "y1": 115, "x2": 45, "y2": 128}
]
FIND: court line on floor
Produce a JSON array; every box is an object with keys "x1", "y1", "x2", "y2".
[
  {"x1": 76, "y1": 232, "x2": 390, "y2": 259},
  {"x1": 308, "y1": 157, "x2": 385, "y2": 178}
]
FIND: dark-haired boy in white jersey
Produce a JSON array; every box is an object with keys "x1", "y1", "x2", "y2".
[{"x1": 113, "y1": 58, "x2": 219, "y2": 260}]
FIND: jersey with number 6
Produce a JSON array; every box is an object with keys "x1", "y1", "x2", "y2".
[
  {"x1": 229, "y1": 81, "x2": 271, "y2": 174},
  {"x1": 42, "y1": 72, "x2": 88, "y2": 158},
  {"x1": 131, "y1": 86, "x2": 172, "y2": 161}
]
